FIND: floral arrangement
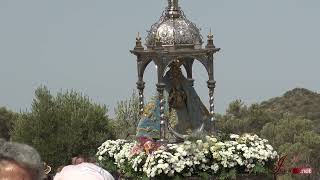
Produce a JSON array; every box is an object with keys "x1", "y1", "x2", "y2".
[{"x1": 97, "y1": 134, "x2": 278, "y2": 179}]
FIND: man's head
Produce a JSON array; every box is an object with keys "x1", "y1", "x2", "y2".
[
  {"x1": 0, "y1": 139, "x2": 42, "y2": 180},
  {"x1": 71, "y1": 155, "x2": 96, "y2": 165},
  {"x1": 71, "y1": 155, "x2": 86, "y2": 165}
]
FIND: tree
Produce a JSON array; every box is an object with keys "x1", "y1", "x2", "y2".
[
  {"x1": 260, "y1": 116, "x2": 314, "y2": 147},
  {"x1": 216, "y1": 101, "x2": 275, "y2": 135},
  {"x1": 215, "y1": 89, "x2": 320, "y2": 179},
  {"x1": 11, "y1": 86, "x2": 114, "y2": 169},
  {"x1": 112, "y1": 91, "x2": 140, "y2": 140},
  {"x1": 226, "y1": 99, "x2": 247, "y2": 119},
  {"x1": 0, "y1": 107, "x2": 18, "y2": 140},
  {"x1": 261, "y1": 117, "x2": 320, "y2": 179}
]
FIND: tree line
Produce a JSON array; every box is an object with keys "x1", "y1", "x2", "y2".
[{"x1": 1, "y1": 87, "x2": 319, "y2": 179}]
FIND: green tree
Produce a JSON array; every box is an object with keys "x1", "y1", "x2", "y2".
[
  {"x1": 216, "y1": 89, "x2": 320, "y2": 179},
  {"x1": 261, "y1": 117, "x2": 320, "y2": 179},
  {"x1": 11, "y1": 86, "x2": 114, "y2": 169},
  {"x1": 260, "y1": 116, "x2": 313, "y2": 147},
  {"x1": 0, "y1": 107, "x2": 18, "y2": 140},
  {"x1": 226, "y1": 99, "x2": 247, "y2": 119},
  {"x1": 216, "y1": 101, "x2": 275, "y2": 135},
  {"x1": 112, "y1": 91, "x2": 140, "y2": 140}
]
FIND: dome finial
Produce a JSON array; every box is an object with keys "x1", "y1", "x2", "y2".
[
  {"x1": 166, "y1": 0, "x2": 181, "y2": 18},
  {"x1": 136, "y1": 32, "x2": 141, "y2": 42},
  {"x1": 208, "y1": 28, "x2": 213, "y2": 40},
  {"x1": 134, "y1": 32, "x2": 144, "y2": 50},
  {"x1": 168, "y1": 0, "x2": 179, "y2": 8},
  {"x1": 206, "y1": 28, "x2": 215, "y2": 48}
]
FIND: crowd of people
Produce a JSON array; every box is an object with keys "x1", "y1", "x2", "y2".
[{"x1": 0, "y1": 139, "x2": 114, "y2": 180}]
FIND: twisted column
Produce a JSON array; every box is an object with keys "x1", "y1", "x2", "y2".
[
  {"x1": 137, "y1": 81, "x2": 145, "y2": 115},
  {"x1": 157, "y1": 83, "x2": 167, "y2": 143},
  {"x1": 207, "y1": 80, "x2": 216, "y2": 121}
]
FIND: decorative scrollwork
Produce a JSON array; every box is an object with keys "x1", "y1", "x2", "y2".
[{"x1": 145, "y1": 7, "x2": 203, "y2": 47}]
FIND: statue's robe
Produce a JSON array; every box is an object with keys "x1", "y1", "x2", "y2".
[
  {"x1": 136, "y1": 100, "x2": 161, "y2": 139},
  {"x1": 163, "y1": 69, "x2": 212, "y2": 135},
  {"x1": 136, "y1": 68, "x2": 213, "y2": 140}
]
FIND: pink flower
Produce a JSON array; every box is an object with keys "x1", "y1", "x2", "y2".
[
  {"x1": 137, "y1": 136, "x2": 153, "y2": 146},
  {"x1": 130, "y1": 145, "x2": 143, "y2": 156}
]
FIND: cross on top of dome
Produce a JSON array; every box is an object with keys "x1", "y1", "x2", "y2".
[{"x1": 166, "y1": 0, "x2": 181, "y2": 18}]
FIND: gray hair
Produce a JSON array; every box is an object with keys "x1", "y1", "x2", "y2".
[{"x1": 0, "y1": 139, "x2": 43, "y2": 180}]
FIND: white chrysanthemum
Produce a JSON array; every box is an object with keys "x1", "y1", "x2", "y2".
[
  {"x1": 211, "y1": 163, "x2": 219, "y2": 172},
  {"x1": 230, "y1": 134, "x2": 240, "y2": 139},
  {"x1": 97, "y1": 134, "x2": 278, "y2": 178}
]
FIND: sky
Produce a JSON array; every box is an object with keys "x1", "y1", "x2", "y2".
[{"x1": 0, "y1": 0, "x2": 319, "y2": 116}]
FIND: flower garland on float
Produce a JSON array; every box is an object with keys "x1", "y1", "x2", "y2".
[{"x1": 97, "y1": 134, "x2": 277, "y2": 179}]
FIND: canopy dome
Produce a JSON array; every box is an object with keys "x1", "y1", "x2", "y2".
[{"x1": 145, "y1": 0, "x2": 203, "y2": 48}]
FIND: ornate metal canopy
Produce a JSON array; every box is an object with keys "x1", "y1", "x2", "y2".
[
  {"x1": 145, "y1": 0, "x2": 202, "y2": 48},
  {"x1": 131, "y1": 0, "x2": 220, "y2": 143}
]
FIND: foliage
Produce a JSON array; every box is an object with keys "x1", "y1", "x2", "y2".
[
  {"x1": 261, "y1": 88, "x2": 320, "y2": 119},
  {"x1": 226, "y1": 100, "x2": 248, "y2": 119},
  {"x1": 218, "y1": 169, "x2": 237, "y2": 180},
  {"x1": 261, "y1": 88, "x2": 320, "y2": 133},
  {"x1": 112, "y1": 91, "x2": 140, "y2": 140},
  {"x1": 216, "y1": 102, "x2": 275, "y2": 135},
  {"x1": 216, "y1": 88, "x2": 320, "y2": 179},
  {"x1": 252, "y1": 163, "x2": 269, "y2": 175},
  {"x1": 11, "y1": 86, "x2": 114, "y2": 169},
  {"x1": 0, "y1": 106, "x2": 18, "y2": 140},
  {"x1": 260, "y1": 117, "x2": 313, "y2": 147},
  {"x1": 262, "y1": 120, "x2": 320, "y2": 178}
]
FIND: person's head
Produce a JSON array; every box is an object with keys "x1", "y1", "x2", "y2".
[
  {"x1": 74, "y1": 156, "x2": 85, "y2": 165},
  {"x1": 0, "y1": 139, "x2": 43, "y2": 180},
  {"x1": 71, "y1": 154, "x2": 94, "y2": 165}
]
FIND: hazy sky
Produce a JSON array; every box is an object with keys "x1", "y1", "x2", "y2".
[{"x1": 0, "y1": 0, "x2": 319, "y2": 116}]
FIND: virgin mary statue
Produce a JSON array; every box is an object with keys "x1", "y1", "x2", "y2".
[{"x1": 136, "y1": 60, "x2": 214, "y2": 140}]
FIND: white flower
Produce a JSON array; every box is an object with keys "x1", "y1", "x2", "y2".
[
  {"x1": 216, "y1": 142, "x2": 225, "y2": 147},
  {"x1": 98, "y1": 156, "x2": 103, "y2": 161},
  {"x1": 266, "y1": 144, "x2": 273, "y2": 151},
  {"x1": 211, "y1": 163, "x2": 219, "y2": 172},
  {"x1": 97, "y1": 134, "x2": 277, "y2": 178},
  {"x1": 230, "y1": 134, "x2": 240, "y2": 139},
  {"x1": 184, "y1": 141, "x2": 192, "y2": 145}
]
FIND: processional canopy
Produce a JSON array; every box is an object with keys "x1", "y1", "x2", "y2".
[{"x1": 131, "y1": 0, "x2": 220, "y2": 143}]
